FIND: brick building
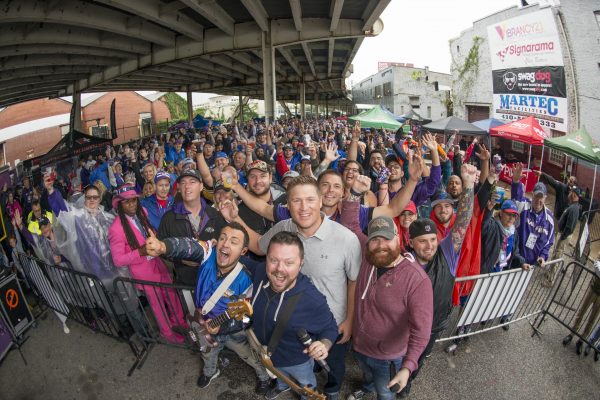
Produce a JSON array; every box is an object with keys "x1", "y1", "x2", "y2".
[{"x1": 0, "y1": 91, "x2": 172, "y2": 167}]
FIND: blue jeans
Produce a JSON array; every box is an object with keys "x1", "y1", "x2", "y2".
[
  {"x1": 354, "y1": 351, "x2": 404, "y2": 400},
  {"x1": 277, "y1": 358, "x2": 316, "y2": 396},
  {"x1": 202, "y1": 330, "x2": 269, "y2": 381}
]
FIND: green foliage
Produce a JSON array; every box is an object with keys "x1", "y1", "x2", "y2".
[
  {"x1": 451, "y1": 36, "x2": 484, "y2": 113},
  {"x1": 411, "y1": 70, "x2": 423, "y2": 80},
  {"x1": 457, "y1": 36, "x2": 483, "y2": 80},
  {"x1": 242, "y1": 102, "x2": 259, "y2": 121},
  {"x1": 162, "y1": 92, "x2": 189, "y2": 121},
  {"x1": 194, "y1": 107, "x2": 207, "y2": 117}
]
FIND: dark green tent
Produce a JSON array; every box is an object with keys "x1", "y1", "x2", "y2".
[{"x1": 349, "y1": 105, "x2": 402, "y2": 130}]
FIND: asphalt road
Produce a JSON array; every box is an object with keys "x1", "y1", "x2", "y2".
[{"x1": 0, "y1": 305, "x2": 598, "y2": 400}]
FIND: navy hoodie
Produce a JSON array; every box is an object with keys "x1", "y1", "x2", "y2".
[{"x1": 250, "y1": 264, "x2": 339, "y2": 368}]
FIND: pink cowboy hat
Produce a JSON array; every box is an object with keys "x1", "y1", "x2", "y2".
[{"x1": 112, "y1": 184, "x2": 139, "y2": 210}]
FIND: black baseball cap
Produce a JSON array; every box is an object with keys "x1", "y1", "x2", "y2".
[
  {"x1": 176, "y1": 169, "x2": 202, "y2": 183},
  {"x1": 409, "y1": 218, "x2": 438, "y2": 239}
]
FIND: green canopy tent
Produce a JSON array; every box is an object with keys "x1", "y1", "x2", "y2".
[
  {"x1": 544, "y1": 127, "x2": 600, "y2": 215},
  {"x1": 349, "y1": 105, "x2": 403, "y2": 130}
]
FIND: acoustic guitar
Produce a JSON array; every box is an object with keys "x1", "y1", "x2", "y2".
[{"x1": 188, "y1": 299, "x2": 253, "y2": 353}]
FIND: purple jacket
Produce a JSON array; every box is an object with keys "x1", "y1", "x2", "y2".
[{"x1": 511, "y1": 181, "x2": 555, "y2": 263}]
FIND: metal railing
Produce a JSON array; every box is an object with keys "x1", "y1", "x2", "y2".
[
  {"x1": 437, "y1": 259, "x2": 564, "y2": 345},
  {"x1": 535, "y1": 261, "x2": 599, "y2": 355},
  {"x1": 16, "y1": 253, "x2": 149, "y2": 374}
]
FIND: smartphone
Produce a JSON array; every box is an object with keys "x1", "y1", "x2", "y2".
[{"x1": 377, "y1": 167, "x2": 390, "y2": 184}]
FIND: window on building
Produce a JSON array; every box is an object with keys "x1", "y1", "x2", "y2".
[
  {"x1": 409, "y1": 96, "x2": 420, "y2": 109},
  {"x1": 427, "y1": 106, "x2": 432, "y2": 119},
  {"x1": 139, "y1": 112, "x2": 153, "y2": 137},
  {"x1": 511, "y1": 140, "x2": 525, "y2": 153},
  {"x1": 401, "y1": 105, "x2": 405, "y2": 114},
  {"x1": 374, "y1": 85, "x2": 382, "y2": 99},
  {"x1": 383, "y1": 82, "x2": 392, "y2": 97},
  {"x1": 549, "y1": 131, "x2": 565, "y2": 166},
  {"x1": 89, "y1": 124, "x2": 109, "y2": 138},
  {"x1": 0, "y1": 143, "x2": 5, "y2": 167},
  {"x1": 595, "y1": 11, "x2": 600, "y2": 29},
  {"x1": 60, "y1": 124, "x2": 70, "y2": 136}
]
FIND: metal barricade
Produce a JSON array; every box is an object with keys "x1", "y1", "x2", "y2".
[
  {"x1": 437, "y1": 258, "x2": 565, "y2": 346},
  {"x1": 17, "y1": 253, "x2": 126, "y2": 339},
  {"x1": 17, "y1": 253, "x2": 150, "y2": 375},
  {"x1": 113, "y1": 277, "x2": 198, "y2": 375},
  {"x1": 535, "y1": 261, "x2": 600, "y2": 355}
]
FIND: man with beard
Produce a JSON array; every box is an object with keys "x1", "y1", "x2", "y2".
[
  {"x1": 145, "y1": 223, "x2": 272, "y2": 395},
  {"x1": 234, "y1": 161, "x2": 286, "y2": 254},
  {"x1": 221, "y1": 176, "x2": 361, "y2": 400},
  {"x1": 400, "y1": 163, "x2": 476, "y2": 396},
  {"x1": 377, "y1": 132, "x2": 441, "y2": 208},
  {"x1": 429, "y1": 192, "x2": 456, "y2": 241},
  {"x1": 347, "y1": 216, "x2": 433, "y2": 400}
]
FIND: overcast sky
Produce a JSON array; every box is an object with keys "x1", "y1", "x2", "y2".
[
  {"x1": 350, "y1": 0, "x2": 520, "y2": 83},
  {"x1": 181, "y1": 0, "x2": 523, "y2": 104}
]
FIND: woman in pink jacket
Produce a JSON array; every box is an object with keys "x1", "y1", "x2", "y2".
[{"x1": 108, "y1": 184, "x2": 186, "y2": 344}]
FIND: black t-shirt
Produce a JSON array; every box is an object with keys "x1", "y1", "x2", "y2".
[{"x1": 238, "y1": 194, "x2": 287, "y2": 261}]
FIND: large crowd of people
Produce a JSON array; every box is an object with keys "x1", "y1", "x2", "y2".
[{"x1": 2, "y1": 117, "x2": 597, "y2": 400}]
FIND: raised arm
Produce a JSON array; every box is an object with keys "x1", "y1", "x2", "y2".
[
  {"x1": 231, "y1": 178, "x2": 275, "y2": 222},
  {"x1": 475, "y1": 144, "x2": 491, "y2": 184},
  {"x1": 510, "y1": 163, "x2": 528, "y2": 205},
  {"x1": 373, "y1": 153, "x2": 423, "y2": 218},
  {"x1": 146, "y1": 229, "x2": 211, "y2": 263},
  {"x1": 347, "y1": 123, "x2": 360, "y2": 161},
  {"x1": 313, "y1": 142, "x2": 341, "y2": 177},
  {"x1": 450, "y1": 164, "x2": 476, "y2": 252},
  {"x1": 44, "y1": 178, "x2": 68, "y2": 216},
  {"x1": 195, "y1": 151, "x2": 214, "y2": 188}
]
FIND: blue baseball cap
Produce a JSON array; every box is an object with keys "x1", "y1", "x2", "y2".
[
  {"x1": 215, "y1": 151, "x2": 228, "y2": 160},
  {"x1": 533, "y1": 182, "x2": 547, "y2": 196},
  {"x1": 500, "y1": 199, "x2": 519, "y2": 214},
  {"x1": 431, "y1": 191, "x2": 455, "y2": 208},
  {"x1": 154, "y1": 170, "x2": 171, "y2": 183}
]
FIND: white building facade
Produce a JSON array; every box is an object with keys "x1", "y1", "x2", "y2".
[{"x1": 352, "y1": 64, "x2": 452, "y2": 120}]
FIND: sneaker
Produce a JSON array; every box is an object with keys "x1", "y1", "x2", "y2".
[
  {"x1": 255, "y1": 379, "x2": 272, "y2": 395},
  {"x1": 347, "y1": 390, "x2": 366, "y2": 400},
  {"x1": 264, "y1": 386, "x2": 291, "y2": 400},
  {"x1": 197, "y1": 369, "x2": 220, "y2": 388}
]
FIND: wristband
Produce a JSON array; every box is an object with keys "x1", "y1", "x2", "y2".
[{"x1": 350, "y1": 188, "x2": 363, "y2": 197}]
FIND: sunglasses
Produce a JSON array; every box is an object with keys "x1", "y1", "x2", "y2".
[{"x1": 85, "y1": 195, "x2": 100, "y2": 201}]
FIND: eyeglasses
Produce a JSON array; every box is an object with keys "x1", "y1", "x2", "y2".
[{"x1": 85, "y1": 195, "x2": 100, "y2": 201}]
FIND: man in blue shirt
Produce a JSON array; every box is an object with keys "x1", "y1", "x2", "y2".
[{"x1": 146, "y1": 223, "x2": 272, "y2": 395}]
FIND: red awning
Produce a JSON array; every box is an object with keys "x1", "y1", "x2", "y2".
[{"x1": 490, "y1": 116, "x2": 548, "y2": 146}]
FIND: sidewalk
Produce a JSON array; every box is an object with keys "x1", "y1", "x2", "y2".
[{"x1": 0, "y1": 306, "x2": 598, "y2": 400}]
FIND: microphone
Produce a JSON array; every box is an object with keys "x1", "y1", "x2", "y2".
[{"x1": 297, "y1": 328, "x2": 331, "y2": 373}]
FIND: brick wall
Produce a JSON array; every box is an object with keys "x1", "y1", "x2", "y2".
[
  {"x1": 151, "y1": 98, "x2": 171, "y2": 123},
  {"x1": 0, "y1": 98, "x2": 71, "y2": 128},
  {"x1": 83, "y1": 91, "x2": 153, "y2": 144},
  {"x1": 5, "y1": 127, "x2": 62, "y2": 165}
]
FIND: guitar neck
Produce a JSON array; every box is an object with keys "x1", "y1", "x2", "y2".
[{"x1": 207, "y1": 310, "x2": 231, "y2": 329}]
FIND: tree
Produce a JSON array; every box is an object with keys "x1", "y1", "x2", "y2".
[
  {"x1": 242, "y1": 102, "x2": 259, "y2": 121},
  {"x1": 162, "y1": 92, "x2": 189, "y2": 121}
]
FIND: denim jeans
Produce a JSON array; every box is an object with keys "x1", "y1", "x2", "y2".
[
  {"x1": 201, "y1": 330, "x2": 269, "y2": 381},
  {"x1": 277, "y1": 358, "x2": 316, "y2": 396},
  {"x1": 354, "y1": 351, "x2": 404, "y2": 400},
  {"x1": 323, "y1": 337, "x2": 348, "y2": 395}
]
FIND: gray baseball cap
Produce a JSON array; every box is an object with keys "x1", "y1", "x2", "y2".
[{"x1": 367, "y1": 216, "x2": 397, "y2": 241}]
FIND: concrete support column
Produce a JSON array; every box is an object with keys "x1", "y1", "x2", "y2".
[
  {"x1": 300, "y1": 82, "x2": 306, "y2": 121},
  {"x1": 295, "y1": 101, "x2": 298, "y2": 117},
  {"x1": 315, "y1": 92, "x2": 319, "y2": 119},
  {"x1": 262, "y1": 32, "x2": 276, "y2": 123},
  {"x1": 186, "y1": 87, "x2": 193, "y2": 126},
  {"x1": 238, "y1": 94, "x2": 243, "y2": 123},
  {"x1": 72, "y1": 83, "x2": 83, "y2": 132},
  {"x1": 325, "y1": 97, "x2": 329, "y2": 118}
]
